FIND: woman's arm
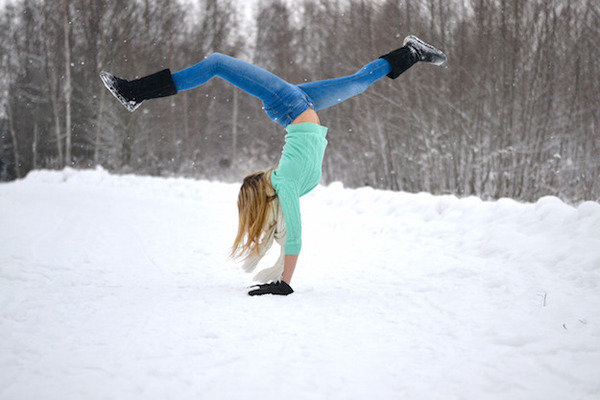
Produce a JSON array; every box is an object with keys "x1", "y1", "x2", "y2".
[
  {"x1": 282, "y1": 254, "x2": 299, "y2": 284},
  {"x1": 277, "y1": 108, "x2": 319, "y2": 285}
]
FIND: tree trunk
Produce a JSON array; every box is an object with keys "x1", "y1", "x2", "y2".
[
  {"x1": 93, "y1": 1, "x2": 107, "y2": 166},
  {"x1": 63, "y1": 0, "x2": 72, "y2": 166},
  {"x1": 232, "y1": 86, "x2": 239, "y2": 163},
  {"x1": 53, "y1": 97, "x2": 63, "y2": 167},
  {"x1": 32, "y1": 123, "x2": 38, "y2": 170},
  {"x1": 7, "y1": 100, "x2": 21, "y2": 178},
  {"x1": 41, "y1": 0, "x2": 64, "y2": 167},
  {"x1": 94, "y1": 85, "x2": 106, "y2": 166}
]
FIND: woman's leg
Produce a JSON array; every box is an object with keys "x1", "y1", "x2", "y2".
[
  {"x1": 173, "y1": 53, "x2": 288, "y2": 106},
  {"x1": 297, "y1": 58, "x2": 393, "y2": 112},
  {"x1": 101, "y1": 52, "x2": 311, "y2": 125},
  {"x1": 297, "y1": 36, "x2": 446, "y2": 112}
]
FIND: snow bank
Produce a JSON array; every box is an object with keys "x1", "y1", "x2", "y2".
[{"x1": 1, "y1": 168, "x2": 599, "y2": 400}]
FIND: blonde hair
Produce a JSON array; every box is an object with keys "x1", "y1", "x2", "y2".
[{"x1": 231, "y1": 167, "x2": 277, "y2": 259}]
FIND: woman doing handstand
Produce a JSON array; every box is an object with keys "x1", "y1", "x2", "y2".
[{"x1": 100, "y1": 35, "x2": 447, "y2": 296}]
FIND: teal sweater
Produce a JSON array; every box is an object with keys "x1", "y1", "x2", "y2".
[{"x1": 270, "y1": 122, "x2": 328, "y2": 254}]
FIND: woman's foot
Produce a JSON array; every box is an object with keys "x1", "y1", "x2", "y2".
[
  {"x1": 403, "y1": 35, "x2": 447, "y2": 66},
  {"x1": 379, "y1": 35, "x2": 446, "y2": 79},
  {"x1": 100, "y1": 72, "x2": 142, "y2": 112},
  {"x1": 100, "y1": 69, "x2": 178, "y2": 112}
]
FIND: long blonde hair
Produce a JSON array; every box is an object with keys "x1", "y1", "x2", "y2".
[{"x1": 231, "y1": 167, "x2": 277, "y2": 259}]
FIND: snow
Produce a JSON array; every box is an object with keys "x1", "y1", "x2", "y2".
[{"x1": 1, "y1": 167, "x2": 599, "y2": 399}]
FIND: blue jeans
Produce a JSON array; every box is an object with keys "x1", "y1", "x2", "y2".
[{"x1": 172, "y1": 53, "x2": 392, "y2": 127}]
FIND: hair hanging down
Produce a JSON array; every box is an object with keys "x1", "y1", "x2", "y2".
[{"x1": 231, "y1": 167, "x2": 277, "y2": 260}]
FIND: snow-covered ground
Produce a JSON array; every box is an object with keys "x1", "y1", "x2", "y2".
[{"x1": 1, "y1": 167, "x2": 599, "y2": 400}]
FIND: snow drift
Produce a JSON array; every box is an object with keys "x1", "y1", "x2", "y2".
[{"x1": 1, "y1": 167, "x2": 599, "y2": 399}]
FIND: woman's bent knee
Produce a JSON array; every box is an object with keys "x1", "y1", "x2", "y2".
[{"x1": 207, "y1": 52, "x2": 227, "y2": 65}]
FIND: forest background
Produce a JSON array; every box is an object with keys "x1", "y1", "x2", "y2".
[{"x1": 1, "y1": 0, "x2": 598, "y2": 203}]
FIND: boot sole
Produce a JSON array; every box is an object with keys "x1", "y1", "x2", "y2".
[
  {"x1": 100, "y1": 71, "x2": 142, "y2": 112},
  {"x1": 403, "y1": 35, "x2": 447, "y2": 66}
]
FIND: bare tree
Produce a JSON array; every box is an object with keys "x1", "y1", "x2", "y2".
[
  {"x1": 0, "y1": 0, "x2": 598, "y2": 202},
  {"x1": 63, "y1": 0, "x2": 72, "y2": 166}
]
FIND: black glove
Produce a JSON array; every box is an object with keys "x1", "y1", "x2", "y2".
[{"x1": 248, "y1": 281, "x2": 294, "y2": 296}]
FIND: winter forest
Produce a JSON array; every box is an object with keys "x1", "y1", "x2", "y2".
[{"x1": 0, "y1": 0, "x2": 598, "y2": 203}]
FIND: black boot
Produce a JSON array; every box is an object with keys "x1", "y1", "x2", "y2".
[
  {"x1": 379, "y1": 35, "x2": 446, "y2": 79},
  {"x1": 379, "y1": 46, "x2": 419, "y2": 79},
  {"x1": 100, "y1": 69, "x2": 178, "y2": 112}
]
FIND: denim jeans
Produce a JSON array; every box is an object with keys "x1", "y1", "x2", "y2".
[{"x1": 172, "y1": 52, "x2": 392, "y2": 127}]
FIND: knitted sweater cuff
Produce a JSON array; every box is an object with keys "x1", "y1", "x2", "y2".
[{"x1": 284, "y1": 241, "x2": 301, "y2": 255}]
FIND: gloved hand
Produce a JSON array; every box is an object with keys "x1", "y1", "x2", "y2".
[{"x1": 248, "y1": 280, "x2": 294, "y2": 296}]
